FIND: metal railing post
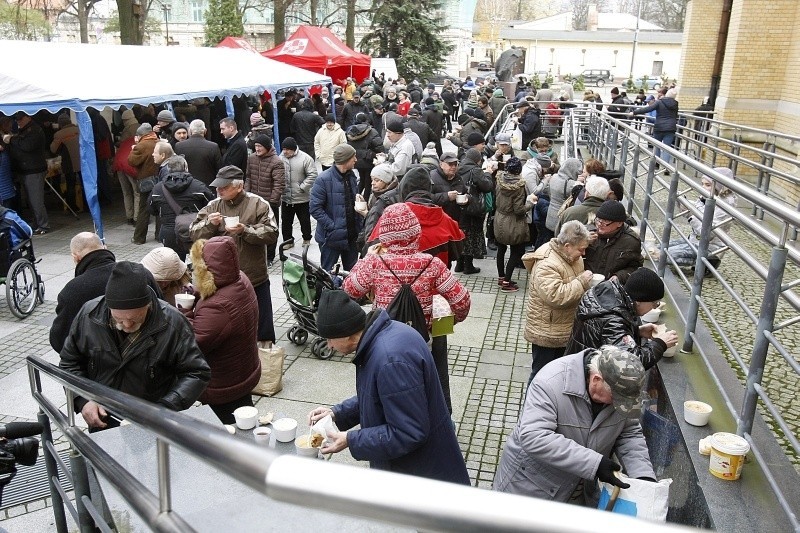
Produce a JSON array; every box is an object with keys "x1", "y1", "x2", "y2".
[
  {"x1": 69, "y1": 450, "x2": 95, "y2": 533},
  {"x1": 681, "y1": 196, "x2": 718, "y2": 352},
  {"x1": 157, "y1": 439, "x2": 172, "y2": 513},
  {"x1": 655, "y1": 167, "x2": 682, "y2": 277},
  {"x1": 626, "y1": 143, "x2": 641, "y2": 215},
  {"x1": 738, "y1": 224, "x2": 790, "y2": 437}
]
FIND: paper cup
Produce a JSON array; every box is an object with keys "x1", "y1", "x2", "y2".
[
  {"x1": 456, "y1": 194, "x2": 469, "y2": 205},
  {"x1": 253, "y1": 427, "x2": 272, "y2": 445},
  {"x1": 355, "y1": 201, "x2": 368, "y2": 211},
  {"x1": 233, "y1": 406, "x2": 258, "y2": 430},
  {"x1": 174, "y1": 294, "x2": 195, "y2": 309},
  {"x1": 224, "y1": 216, "x2": 240, "y2": 229}
]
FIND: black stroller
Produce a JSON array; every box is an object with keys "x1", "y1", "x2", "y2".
[{"x1": 279, "y1": 241, "x2": 343, "y2": 359}]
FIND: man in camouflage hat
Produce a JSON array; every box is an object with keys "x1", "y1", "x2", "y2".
[{"x1": 494, "y1": 345, "x2": 656, "y2": 504}]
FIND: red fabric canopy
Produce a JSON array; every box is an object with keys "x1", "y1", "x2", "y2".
[
  {"x1": 262, "y1": 26, "x2": 372, "y2": 86},
  {"x1": 216, "y1": 36, "x2": 260, "y2": 54}
]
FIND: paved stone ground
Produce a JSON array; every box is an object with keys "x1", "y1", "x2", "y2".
[{"x1": 0, "y1": 196, "x2": 535, "y2": 528}]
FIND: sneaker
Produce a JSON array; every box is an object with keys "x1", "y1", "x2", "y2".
[
  {"x1": 302, "y1": 239, "x2": 311, "y2": 246},
  {"x1": 32, "y1": 228, "x2": 48, "y2": 236},
  {"x1": 497, "y1": 277, "x2": 505, "y2": 286},
  {"x1": 130, "y1": 238, "x2": 145, "y2": 245},
  {"x1": 500, "y1": 281, "x2": 519, "y2": 292}
]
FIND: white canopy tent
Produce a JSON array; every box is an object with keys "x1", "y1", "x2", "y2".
[{"x1": 0, "y1": 40, "x2": 331, "y2": 238}]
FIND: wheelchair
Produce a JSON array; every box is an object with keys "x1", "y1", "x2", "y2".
[{"x1": 0, "y1": 231, "x2": 45, "y2": 318}]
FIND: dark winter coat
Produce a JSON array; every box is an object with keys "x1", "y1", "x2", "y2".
[
  {"x1": 309, "y1": 165, "x2": 363, "y2": 251},
  {"x1": 346, "y1": 123, "x2": 384, "y2": 172},
  {"x1": 8, "y1": 120, "x2": 46, "y2": 175},
  {"x1": 518, "y1": 108, "x2": 542, "y2": 150},
  {"x1": 149, "y1": 172, "x2": 215, "y2": 223},
  {"x1": 128, "y1": 132, "x2": 160, "y2": 180},
  {"x1": 332, "y1": 309, "x2": 470, "y2": 484},
  {"x1": 565, "y1": 278, "x2": 666, "y2": 370},
  {"x1": 221, "y1": 132, "x2": 248, "y2": 174},
  {"x1": 175, "y1": 135, "x2": 222, "y2": 187},
  {"x1": 633, "y1": 97, "x2": 679, "y2": 133},
  {"x1": 422, "y1": 107, "x2": 444, "y2": 139},
  {"x1": 245, "y1": 147, "x2": 285, "y2": 205},
  {"x1": 358, "y1": 182, "x2": 399, "y2": 254},
  {"x1": 450, "y1": 118, "x2": 486, "y2": 152},
  {"x1": 290, "y1": 109, "x2": 325, "y2": 153},
  {"x1": 405, "y1": 117, "x2": 442, "y2": 156},
  {"x1": 339, "y1": 100, "x2": 370, "y2": 130},
  {"x1": 583, "y1": 224, "x2": 643, "y2": 284},
  {"x1": 49, "y1": 249, "x2": 117, "y2": 353},
  {"x1": 607, "y1": 94, "x2": 628, "y2": 122},
  {"x1": 187, "y1": 237, "x2": 261, "y2": 405},
  {"x1": 430, "y1": 167, "x2": 466, "y2": 224},
  {"x1": 59, "y1": 289, "x2": 210, "y2": 413},
  {"x1": 456, "y1": 156, "x2": 493, "y2": 228},
  {"x1": 370, "y1": 111, "x2": 385, "y2": 137}
]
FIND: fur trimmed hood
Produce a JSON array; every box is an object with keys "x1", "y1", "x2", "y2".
[{"x1": 190, "y1": 236, "x2": 240, "y2": 299}]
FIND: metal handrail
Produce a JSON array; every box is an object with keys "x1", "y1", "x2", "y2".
[
  {"x1": 581, "y1": 107, "x2": 800, "y2": 531},
  {"x1": 26, "y1": 355, "x2": 692, "y2": 533}
]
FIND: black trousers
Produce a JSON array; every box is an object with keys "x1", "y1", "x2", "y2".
[
  {"x1": 281, "y1": 201, "x2": 312, "y2": 242},
  {"x1": 209, "y1": 394, "x2": 254, "y2": 425},
  {"x1": 496, "y1": 242, "x2": 526, "y2": 281},
  {"x1": 431, "y1": 335, "x2": 452, "y2": 415},
  {"x1": 267, "y1": 202, "x2": 280, "y2": 262}
]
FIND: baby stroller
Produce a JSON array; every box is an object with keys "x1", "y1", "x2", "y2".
[{"x1": 279, "y1": 241, "x2": 343, "y2": 360}]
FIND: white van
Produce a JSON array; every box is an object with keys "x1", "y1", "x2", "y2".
[{"x1": 370, "y1": 58, "x2": 399, "y2": 82}]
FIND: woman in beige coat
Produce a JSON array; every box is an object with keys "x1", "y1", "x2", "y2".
[{"x1": 524, "y1": 220, "x2": 593, "y2": 384}]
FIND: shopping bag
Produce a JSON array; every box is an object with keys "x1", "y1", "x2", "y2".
[
  {"x1": 597, "y1": 475, "x2": 672, "y2": 522},
  {"x1": 430, "y1": 295, "x2": 454, "y2": 337},
  {"x1": 252, "y1": 345, "x2": 285, "y2": 396},
  {"x1": 510, "y1": 127, "x2": 523, "y2": 151}
]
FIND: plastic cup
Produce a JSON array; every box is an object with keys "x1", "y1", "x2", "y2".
[
  {"x1": 355, "y1": 201, "x2": 368, "y2": 211},
  {"x1": 233, "y1": 406, "x2": 258, "y2": 430},
  {"x1": 589, "y1": 273, "x2": 604, "y2": 287},
  {"x1": 174, "y1": 294, "x2": 195, "y2": 309},
  {"x1": 253, "y1": 427, "x2": 272, "y2": 445},
  {"x1": 224, "y1": 216, "x2": 240, "y2": 229}
]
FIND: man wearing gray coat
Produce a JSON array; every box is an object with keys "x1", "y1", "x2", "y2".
[
  {"x1": 279, "y1": 137, "x2": 317, "y2": 245},
  {"x1": 494, "y1": 345, "x2": 655, "y2": 504}
]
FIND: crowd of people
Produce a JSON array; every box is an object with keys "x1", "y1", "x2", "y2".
[{"x1": 38, "y1": 71, "x2": 736, "y2": 513}]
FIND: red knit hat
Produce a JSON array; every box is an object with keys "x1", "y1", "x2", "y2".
[{"x1": 377, "y1": 203, "x2": 420, "y2": 247}]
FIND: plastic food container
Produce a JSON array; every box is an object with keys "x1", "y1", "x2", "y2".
[
  {"x1": 272, "y1": 417, "x2": 298, "y2": 442},
  {"x1": 709, "y1": 432, "x2": 750, "y2": 480},
  {"x1": 295, "y1": 434, "x2": 322, "y2": 457},
  {"x1": 589, "y1": 273, "x2": 604, "y2": 287},
  {"x1": 683, "y1": 401, "x2": 712, "y2": 426},
  {"x1": 233, "y1": 406, "x2": 258, "y2": 430}
]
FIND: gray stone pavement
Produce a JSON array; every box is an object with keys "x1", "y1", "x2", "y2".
[{"x1": 0, "y1": 199, "x2": 533, "y2": 529}]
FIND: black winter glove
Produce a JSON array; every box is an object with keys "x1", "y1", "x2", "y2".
[{"x1": 596, "y1": 457, "x2": 630, "y2": 489}]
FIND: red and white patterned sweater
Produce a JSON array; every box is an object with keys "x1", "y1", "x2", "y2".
[{"x1": 343, "y1": 251, "x2": 471, "y2": 328}]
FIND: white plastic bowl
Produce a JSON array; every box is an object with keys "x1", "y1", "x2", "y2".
[
  {"x1": 641, "y1": 308, "x2": 662, "y2": 323},
  {"x1": 684, "y1": 401, "x2": 713, "y2": 426},
  {"x1": 233, "y1": 406, "x2": 258, "y2": 430},
  {"x1": 295, "y1": 434, "x2": 321, "y2": 457},
  {"x1": 272, "y1": 417, "x2": 298, "y2": 442}
]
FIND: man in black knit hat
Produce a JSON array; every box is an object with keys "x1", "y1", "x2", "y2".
[
  {"x1": 308, "y1": 290, "x2": 469, "y2": 484},
  {"x1": 59, "y1": 261, "x2": 210, "y2": 430},
  {"x1": 583, "y1": 200, "x2": 643, "y2": 284},
  {"x1": 565, "y1": 267, "x2": 678, "y2": 369}
]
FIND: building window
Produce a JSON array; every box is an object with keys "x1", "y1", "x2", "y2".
[{"x1": 191, "y1": 0, "x2": 206, "y2": 23}]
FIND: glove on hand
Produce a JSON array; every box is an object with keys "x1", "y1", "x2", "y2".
[{"x1": 596, "y1": 457, "x2": 630, "y2": 489}]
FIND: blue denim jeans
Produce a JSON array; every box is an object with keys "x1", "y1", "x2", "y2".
[
  {"x1": 319, "y1": 245, "x2": 358, "y2": 272},
  {"x1": 653, "y1": 130, "x2": 676, "y2": 165}
]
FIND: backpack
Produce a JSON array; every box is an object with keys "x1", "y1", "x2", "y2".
[
  {"x1": 379, "y1": 256, "x2": 433, "y2": 342},
  {"x1": 160, "y1": 185, "x2": 196, "y2": 253}
]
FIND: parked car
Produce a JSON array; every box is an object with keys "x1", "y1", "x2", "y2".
[
  {"x1": 477, "y1": 61, "x2": 494, "y2": 72},
  {"x1": 429, "y1": 69, "x2": 462, "y2": 92},
  {"x1": 636, "y1": 76, "x2": 662, "y2": 90},
  {"x1": 578, "y1": 69, "x2": 613, "y2": 87}
]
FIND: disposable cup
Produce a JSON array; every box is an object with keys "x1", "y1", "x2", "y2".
[
  {"x1": 456, "y1": 194, "x2": 469, "y2": 205},
  {"x1": 253, "y1": 427, "x2": 272, "y2": 445},
  {"x1": 589, "y1": 273, "x2": 604, "y2": 287},
  {"x1": 224, "y1": 216, "x2": 240, "y2": 229},
  {"x1": 174, "y1": 294, "x2": 195, "y2": 309},
  {"x1": 355, "y1": 201, "x2": 368, "y2": 211},
  {"x1": 684, "y1": 400, "x2": 712, "y2": 426}
]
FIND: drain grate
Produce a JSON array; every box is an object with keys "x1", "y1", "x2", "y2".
[{"x1": 1, "y1": 449, "x2": 73, "y2": 509}]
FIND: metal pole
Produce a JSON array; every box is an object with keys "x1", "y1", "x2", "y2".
[
  {"x1": 628, "y1": 0, "x2": 642, "y2": 80},
  {"x1": 738, "y1": 224, "x2": 789, "y2": 436},
  {"x1": 70, "y1": 451, "x2": 95, "y2": 533},
  {"x1": 681, "y1": 196, "x2": 718, "y2": 352},
  {"x1": 157, "y1": 439, "x2": 172, "y2": 513}
]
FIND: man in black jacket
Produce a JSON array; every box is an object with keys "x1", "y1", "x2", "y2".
[
  {"x1": 289, "y1": 98, "x2": 324, "y2": 159},
  {"x1": 59, "y1": 261, "x2": 209, "y2": 431},
  {"x1": 175, "y1": 120, "x2": 222, "y2": 187},
  {"x1": 339, "y1": 91, "x2": 370, "y2": 131},
  {"x1": 7, "y1": 113, "x2": 48, "y2": 234},
  {"x1": 430, "y1": 152, "x2": 465, "y2": 225},
  {"x1": 219, "y1": 117, "x2": 248, "y2": 174},
  {"x1": 406, "y1": 107, "x2": 442, "y2": 157}
]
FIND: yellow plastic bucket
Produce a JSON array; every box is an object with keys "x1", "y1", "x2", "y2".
[{"x1": 709, "y1": 432, "x2": 750, "y2": 480}]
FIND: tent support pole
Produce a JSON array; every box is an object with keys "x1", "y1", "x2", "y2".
[{"x1": 76, "y1": 110, "x2": 104, "y2": 241}]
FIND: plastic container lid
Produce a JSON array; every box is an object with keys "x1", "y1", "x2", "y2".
[{"x1": 710, "y1": 432, "x2": 750, "y2": 456}]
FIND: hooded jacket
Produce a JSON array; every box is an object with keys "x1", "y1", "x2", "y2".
[
  {"x1": 245, "y1": 146, "x2": 285, "y2": 204},
  {"x1": 290, "y1": 107, "x2": 325, "y2": 149},
  {"x1": 524, "y1": 240, "x2": 588, "y2": 347},
  {"x1": 8, "y1": 119, "x2": 46, "y2": 175},
  {"x1": 358, "y1": 178, "x2": 399, "y2": 254},
  {"x1": 633, "y1": 97, "x2": 679, "y2": 133},
  {"x1": 186, "y1": 237, "x2": 261, "y2": 405},
  {"x1": 545, "y1": 157, "x2": 582, "y2": 231},
  {"x1": 564, "y1": 278, "x2": 666, "y2": 369},
  {"x1": 280, "y1": 149, "x2": 317, "y2": 205},
  {"x1": 59, "y1": 289, "x2": 210, "y2": 413},
  {"x1": 332, "y1": 309, "x2": 470, "y2": 484},
  {"x1": 309, "y1": 164, "x2": 362, "y2": 251},
  {"x1": 494, "y1": 171, "x2": 533, "y2": 246},
  {"x1": 344, "y1": 203, "x2": 470, "y2": 328},
  {"x1": 346, "y1": 123, "x2": 384, "y2": 170},
  {"x1": 189, "y1": 190, "x2": 277, "y2": 287},
  {"x1": 494, "y1": 351, "x2": 654, "y2": 503}
]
